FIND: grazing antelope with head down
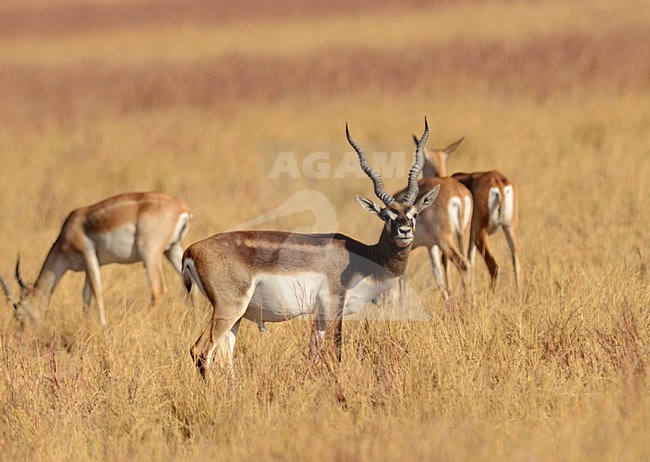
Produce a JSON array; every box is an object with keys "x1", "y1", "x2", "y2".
[
  {"x1": 420, "y1": 137, "x2": 521, "y2": 290},
  {"x1": 393, "y1": 137, "x2": 472, "y2": 300},
  {"x1": 182, "y1": 119, "x2": 440, "y2": 377},
  {"x1": 0, "y1": 192, "x2": 192, "y2": 327}
]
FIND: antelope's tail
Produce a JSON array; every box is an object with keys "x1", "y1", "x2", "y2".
[
  {"x1": 182, "y1": 251, "x2": 208, "y2": 299},
  {"x1": 183, "y1": 260, "x2": 193, "y2": 293}
]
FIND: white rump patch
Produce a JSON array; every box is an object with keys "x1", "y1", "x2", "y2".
[
  {"x1": 502, "y1": 185, "x2": 514, "y2": 224},
  {"x1": 463, "y1": 195, "x2": 472, "y2": 229},
  {"x1": 448, "y1": 196, "x2": 463, "y2": 235},
  {"x1": 488, "y1": 187, "x2": 502, "y2": 233},
  {"x1": 170, "y1": 212, "x2": 190, "y2": 246}
]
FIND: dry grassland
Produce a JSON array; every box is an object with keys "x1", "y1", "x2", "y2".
[{"x1": 0, "y1": 0, "x2": 648, "y2": 460}]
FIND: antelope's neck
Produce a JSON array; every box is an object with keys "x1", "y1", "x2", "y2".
[
  {"x1": 33, "y1": 244, "x2": 68, "y2": 305},
  {"x1": 423, "y1": 159, "x2": 444, "y2": 178},
  {"x1": 369, "y1": 232, "x2": 411, "y2": 277}
]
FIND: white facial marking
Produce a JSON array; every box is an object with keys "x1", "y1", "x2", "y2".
[{"x1": 385, "y1": 210, "x2": 398, "y2": 221}]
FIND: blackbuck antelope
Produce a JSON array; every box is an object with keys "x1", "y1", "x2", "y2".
[
  {"x1": 182, "y1": 119, "x2": 440, "y2": 377},
  {"x1": 0, "y1": 192, "x2": 192, "y2": 327},
  {"x1": 393, "y1": 137, "x2": 472, "y2": 300},
  {"x1": 452, "y1": 171, "x2": 520, "y2": 290},
  {"x1": 420, "y1": 136, "x2": 521, "y2": 290}
]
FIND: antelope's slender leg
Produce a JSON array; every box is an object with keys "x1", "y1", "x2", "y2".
[
  {"x1": 191, "y1": 286, "x2": 253, "y2": 379},
  {"x1": 143, "y1": 255, "x2": 165, "y2": 307},
  {"x1": 476, "y1": 229, "x2": 499, "y2": 289},
  {"x1": 309, "y1": 316, "x2": 328, "y2": 358},
  {"x1": 82, "y1": 274, "x2": 93, "y2": 313},
  {"x1": 82, "y1": 250, "x2": 106, "y2": 328},
  {"x1": 164, "y1": 243, "x2": 183, "y2": 274},
  {"x1": 442, "y1": 253, "x2": 452, "y2": 293},
  {"x1": 429, "y1": 245, "x2": 449, "y2": 300},
  {"x1": 397, "y1": 268, "x2": 409, "y2": 302},
  {"x1": 331, "y1": 297, "x2": 345, "y2": 363},
  {"x1": 192, "y1": 315, "x2": 246, "y2": 379},
  {"x1": 446, "y1": 241, "x2": 470, "y2": 297},
  {"x1": 467, "y1": 235, "x2": 477, "y2": 291},
  {"x1": 310, "y1": 294, "x2": 346, "y2": 362},
  {"x1": 210, "y1": 318, "x2": 241, "y2": 375},
  {"x1": 503, "y1": 224, "x2": 521, "y2": 291}
]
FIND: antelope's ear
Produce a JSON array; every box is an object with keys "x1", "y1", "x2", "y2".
[
  {"x1": 415, "y1": 185, "x2": 440, "y2": 212},
  {"x1": 444, "y1": 137, "x2": 465, "y2": 156},
  {"x1": 356, "y1": 195, "x2": 381, "y2": 216}
]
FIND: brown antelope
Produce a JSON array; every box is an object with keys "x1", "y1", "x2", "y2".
[
  {"x1": 393, "y1": 137, "x2": 472, "y2": 300},
  {"x1": 452, "y1": 170, "x2": 520, "y2": 290},
  {"x1": 0, "y1": 192, "x2": 192, "y2": 327},
  {"x1": 182, "y1": 119, "x2": 440, "y2": 377},
  {"x1": 420, "y1": 136, "x2": 521, "y2": 290}
]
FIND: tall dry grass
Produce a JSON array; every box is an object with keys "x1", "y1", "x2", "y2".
[{"x1": 0, "y1": 0, "x2": 648, "y2": 460}]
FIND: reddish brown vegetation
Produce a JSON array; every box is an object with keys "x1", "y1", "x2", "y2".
[
  {"x1": 0, "y1": 0, "x2": 469, "y2": 37},
  {"x1": 0, "y1": 26, "x2": 647, "y2": 123}
]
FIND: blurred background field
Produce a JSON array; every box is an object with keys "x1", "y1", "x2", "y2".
[{"x1": 0, "y1": 0, "x2": 648, "y2": 460}]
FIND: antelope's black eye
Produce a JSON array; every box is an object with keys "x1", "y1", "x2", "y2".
[{"x1": 412, "y1": 213, "x2": 418, "y2": 220}]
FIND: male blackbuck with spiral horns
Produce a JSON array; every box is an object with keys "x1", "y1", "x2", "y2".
[
  {"x1": 418, "y1": 136, "x2": 521, "y2": 290},
  {"x1": 182, "y1": 118, "x2": 440, "y2": 377},
  {"x1": 0, "y1": 192, "x2": 192, "y2": 327},
  {"x1": 393, "y1": 137, "x2": 472, "y2": 300}
]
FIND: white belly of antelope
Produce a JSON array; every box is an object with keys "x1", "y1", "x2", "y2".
[
  {"x1": 244, "y1": 273, "x2": 329, "y2": 323},
  {"x1": 242, "y1": 272, "x2": 399, "y2": 323},
  {"x1": 464, "y1": 195, "x2": 472, "y2": 229},
  {"x1": 90, "y1": 225, "x2": 139, "y2": 264}
]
